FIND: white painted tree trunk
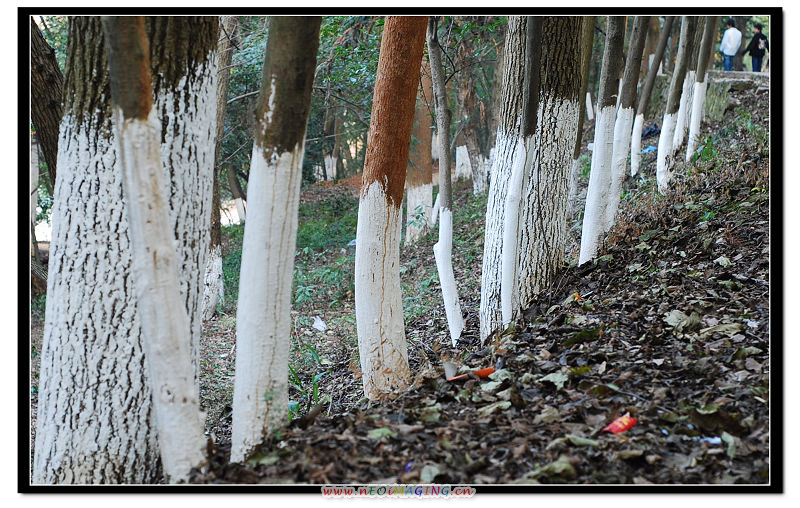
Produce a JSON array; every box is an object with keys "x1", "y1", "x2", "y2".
[
  {"x1": 567, "y1": 155, "x2": 580, "y2": 217},
  {"x1": 604, "y1": 106, "x2": 635, "y2": 231},
  {"x1": 472, "y1": 154, "x2": 489, "y2": 194},
  {"x1": 201, "y1": 244, "x2": 224, "y2": 320},
  {"x1": 434, "y1": 208, "x2": 465, "y2": 346},
  {"x1": 324, "y1": 154, "x2": 337, "y2": 180},
  {"x1": 585, "y1": 92, "x2": 594, "y2": 121},
  {"x1": 355, "y1": 182, "x2": 410, "y2": 398},
  {"x1": 431, "y1": 131, "x2": 439, "y2": 161},
  {"x1": 500, "y1": 138, "x2": 528, "y2": 326},
  {"x1": 579, "y1": 105, "x2": 616, "y2": 264},
  {"x1": 113, "y1": 108, "x2": 207, "y2": 482},
  {"x1": 34, "y1": 113, "x2": 161, "y2": 485},
  {"x1": 455, "y1": 145, "x2": 471, "y2": 180},
  {"x1": 430, "y1": 192, "x2": 440, "y2": 227},
  {"x1": 405, "y1": 182, "x2": 432, "y2": 244},
  {"x1": 630, "y1": 113, "x2": 645, "y2": 176},
  {"x1": 231, "y1": 144, "x2": 305, "y2": 462},
  {"x1": 672, "y1": 71, "x2": 695, "y2": 151},
  {"x1": 657, "y1": 112, "x2": 677, "y2": 193},
  {"x1": 685, "y1": 80, "x2": 708, "y2": 160},
  {"x1": 234, "y1": 196, "x2": 247, "y2": 222},
  {"x1": 30, "y1": 139, "x2": 39, "y2": 224}
]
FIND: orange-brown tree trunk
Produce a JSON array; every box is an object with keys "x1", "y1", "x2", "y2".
[
  {"x1": 354, "y1": 15, "x2": 427, "y2": 400},
  {"x1": 405, "y1": 61, "x2": 434, "y2": 244}
]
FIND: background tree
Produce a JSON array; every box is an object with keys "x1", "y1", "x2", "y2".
[
  {"x1": 568, "y1": 16, "x2": 595, "y2": 218},
  {"x1": 686, "y1": 16, "x2": 717, "y2": 159},
  {"x1": 672, "y1": 16, "x2": 702, "y2": 152},
  {"x1": 34, "y1": 16, "x2": 219, "y2": 484},
  {"x1": 605, "y1": 16, "x2": 649, "y2": 230},
  {"x1": 102, "y1": 16, "x2": 207, "y2": 481},
  {"x1": 479, "y1": 16, "x2": 525, "y2": 342},
  {"x1": 428, "y1": 16, "x2": 465, "y2": 346},
  {"x1": 354, "y1": 16, "x2": 427, "y2": 399},
  {"x1": 404, "y1": 61, "x2": 434, "y2": 245},
  {"x1": 630, "y1": 16, "x2": 675, "y2": 176},
  {"x1": 578, "y1": 16, "x2": 625, "y2": 265},
  {"x1": 202, "y1": 16, "x2": 238, "y2": 321},
  {"x1": 30, "y1": 18, "x2": 63, "y2": 193},
  {"x1": 231, "y1": 16, "x2": 321, "y2": 462},
  {"x1": 657, "y1": 16, "x2": 692, "y2": 194}
]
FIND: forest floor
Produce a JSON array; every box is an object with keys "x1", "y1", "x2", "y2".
[{"x1": 28, "y1": 86, "x2": 771, "y2": 485}]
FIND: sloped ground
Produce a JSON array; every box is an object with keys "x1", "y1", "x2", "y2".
[{"x1": 192, "y1": 86, "x2": 771, "y2": 484}]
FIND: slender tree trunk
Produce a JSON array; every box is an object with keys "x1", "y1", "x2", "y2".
[
  {"x1": 355, "y1": 16, "x2": 427, "y2": 399},
  {"x1": 30, "y1": 18, "x2": 63, "y2": 192},
  {"x1": 686, "y1": 17, "x2": 716, "y2": 159},
  {"x1": 605, "y1": 16, "x2": 649, "y2": 230},
  {"x1": 734, "y1": 16, "x2": 748, "y2": 71},
  {"x1": 428, "y1": 17, "x2": 464, "y2": 347},
  {"x1": 673, "y1": 17, "x2": 702, "y2": 151},
  {"x1": 631, "y1": 16, "x2": 675, "y2": 176},
  {"x1": 202, "y1": 16, "x2": 238, "y2": 321},
  {"x1": 567, "y1": 17, "x2": 595, "y2": 218},
  {"x1": 479, "y1": 16, "x2": 526, "y2": 342},
  {"x1": 514, "y1": 16, "x2": 582, "y2": 314},
  {"x1": 641, "y1": 16, "x2": 661, "y2": 76},
  {"x1": 34, "y1": 15, "x2": 218, "y2": 484},
  {"x1": 488, "y1": 37, "x2": 505, "y2": 149},
  {"x1": 226, "y1": 168, "x2": 247, "y2": 221},
  {"x1": 231, "y1": 16, "x2": 320, "y2": 462},
  {"x1": 103, "y1": 16, "x2": 207, "y2": 482},
  {"x1": 578, "y1": 16, "x2": 625, "y2": 265},
  {"x1": 456, "y1": 36, "x2": 487, "y2": 194},
  {"x1": 405, "y1": 62, "x2": 434, "y2": 245},
  {"x1": 665, "y1": 20, "x2": 679, "y2": 73},
  {"x1": 657, "y1": 16, "x2": 692, "y2": 193}
]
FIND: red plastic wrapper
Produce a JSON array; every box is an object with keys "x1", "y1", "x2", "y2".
[
  {"x1": 602, "y1": 414, "x2": 638, "y2": 434},
  {"x1": 446, "y1": 366, "x2": 495, "y2": 382}
]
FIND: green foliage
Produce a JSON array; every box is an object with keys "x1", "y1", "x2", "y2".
[
  {"x1": 296, "y1": 193, "x2": 359, "y2": 251},
  {"x1": 37, "y1": 16, "x2": 69, "y2": 72},
  {"x1": 31, "y1": 294, "x2": 47, "y2": 319}
]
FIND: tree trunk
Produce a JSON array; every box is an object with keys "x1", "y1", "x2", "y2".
[
  {"x1": 226, "y1": 168, "x2": 247, "y2": 222},
  {"x1": 30, "y1": 18, "x2": 63, "y2": 192},
  {"x1": 231, "y1": 16, "x2": 321, "y2": 462},
  {"x1": 514, "y1": 16, "x2": 582, "y2": 314},
  {"x1": 578, "y1": 16, "x2": 625, "y2": 265},
  {"x1": 479, "y1": 16, "x2": 526, "y2": 342},
  {"x1": 202, "y1": 16, "x2": 238, "y2": 321},
  {"x1": 34, "y1": 15, "x2": 218, "y2": 484},
  {"x1": 657, "y1": 16, "x2": 693, "y2": 193},
  {"x1": 405, "y1": 61, "x2": 434, "y2": 245},
  {"x1": 605, "y1": 16, "x2": 649, "y2": 231},
  {"x1": 686, "y1": 16, "x2": 716, "y2": 159},
  {"x1": 428, "y1": 17, "x2": 465, "y2": 347},
  {"x1": 673, "y1": 17, "x2": 702, "y2": 152},
  {"x1": 631, "y1": 16, "x2": 675, "y2": 176},
  {"x1": 488, "y1": 37, "x2": 505, "y2": 149},
  {"x1": 456, "y1": 36, "x2": 487, "y2": 194},
  {"x1": 103, "y1": 16, "x2": 207, "y2": 482},
  {"x1": 641, "y1": 16, "x2": 661, "y2": 76},
  {"x1": 733, "y1": 16, "x2": 748, "y2": 71},
  {"x1": 567, "y1": 17, "x2": 595, "y2": 218}
]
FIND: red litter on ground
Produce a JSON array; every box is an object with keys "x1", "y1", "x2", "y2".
[
  {"x1": 443, "y1": 361, "x2": 495, "y2": 382},
  {"x1": 603, "y1": 413, "x2": 638, "y2": 434}
]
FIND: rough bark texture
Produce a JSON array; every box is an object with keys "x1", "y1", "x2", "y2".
[
  {"x1": 578, "y1": 16, "x2": 625, "y2": 265},
  {"x1": 479, "y1": 16, "x2": 525, "y2": 342},
  {"x1": 429, "y1": 17, "x2": 465, "y2": 346},
  {"x1": 231, "y1": 16, "x2": 321, "y2": 462},
  {"x1": 103, "y1": 16, "x2": 207, "y2": 482},
  {"x1": 515, "y1": 16, "x2": 581, "y2": 311},
  {"x1": 30, "y1": 18, "x2": 63, "y2": 191},
  {"x1": 34, "y1": 15, "x2": 218, "y2": 484},
  {"x1": 202, "y1": 16, "x2": 238, "y2": 321},
  {"x1": 355, "y1": 16, "x2": 427, "y2": 399}
]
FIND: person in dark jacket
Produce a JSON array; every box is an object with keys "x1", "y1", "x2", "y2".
[{"x1": 742, "y1": 23, "x2": 769, "y2": 72}]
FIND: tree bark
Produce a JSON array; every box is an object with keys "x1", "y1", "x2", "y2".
[
  {"x1": 102, "y1": 16, "x2": 207, "y2": 482},
  {"x1": 456, "y1": 34, "x2": 487, "y2": 194},
  {"x1": 226, "y1": 168, "x2": 247, "y2": 221},
  {"x1": 567, "y1": 17, "x2": 595, "y2": 217},
  {"x1": 405, "y1": 61, "x2": 434, "y2": 245},
  {"x1": 673, "y1": 16, "x2": 703, "y2": 151},
  {"x1": 428, "y1": 17, "x2": 465, "y2": 346},
  {"x1": 202, "y1": 16, "x2": 238, "y2": 321},
  {"x1": 231, "y1": 16, "x2": 321, "y2": 462},
  {"x1": 514, "y1": 16, "x2": 582, "y2": 313},
  {"x1": 605, "y1": 16, "x2": 649, "y2": 231},
  {"x1": 657, "y1": 16, "x2": 693, "y2": 193},
  {"x1": 355, "y1": 16, "x2": 427, "y2": 399},
  {"x1": 685, "y1": 16, "x2": 717, "y2": 159},
  {"x1": 631, "y1": 16, "x2": 675, "y2": 176},
  {"x1": 578, "y1": 16, "x2": 625, "y2": 265},
  {"x1": 30, "y1": 18, "x2": 63, "y2": 192},
  {"x1": 479, "y1": 16, "x2": 526, "y2": 342},
  {"x1": 34, "y1": 15, "x2": 218, "y2": 484},
  {"x1": 733, "y1": 16, "x2": 748, "y2": 71},
  {"x1": 641, "y1": 16, "x2": 661, "y2": 76}
]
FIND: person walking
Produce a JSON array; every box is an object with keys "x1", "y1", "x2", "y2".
[
  {"x1": 742, "y1": 23, "x2": 769, "y2": 72},
  {"x1": 719, "y1": 18, "x2": 742, "y2": 71}
]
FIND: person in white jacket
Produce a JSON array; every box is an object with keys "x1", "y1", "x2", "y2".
[{"x1": 720, "y1": 18, "x2": 742, "y2": 71}]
